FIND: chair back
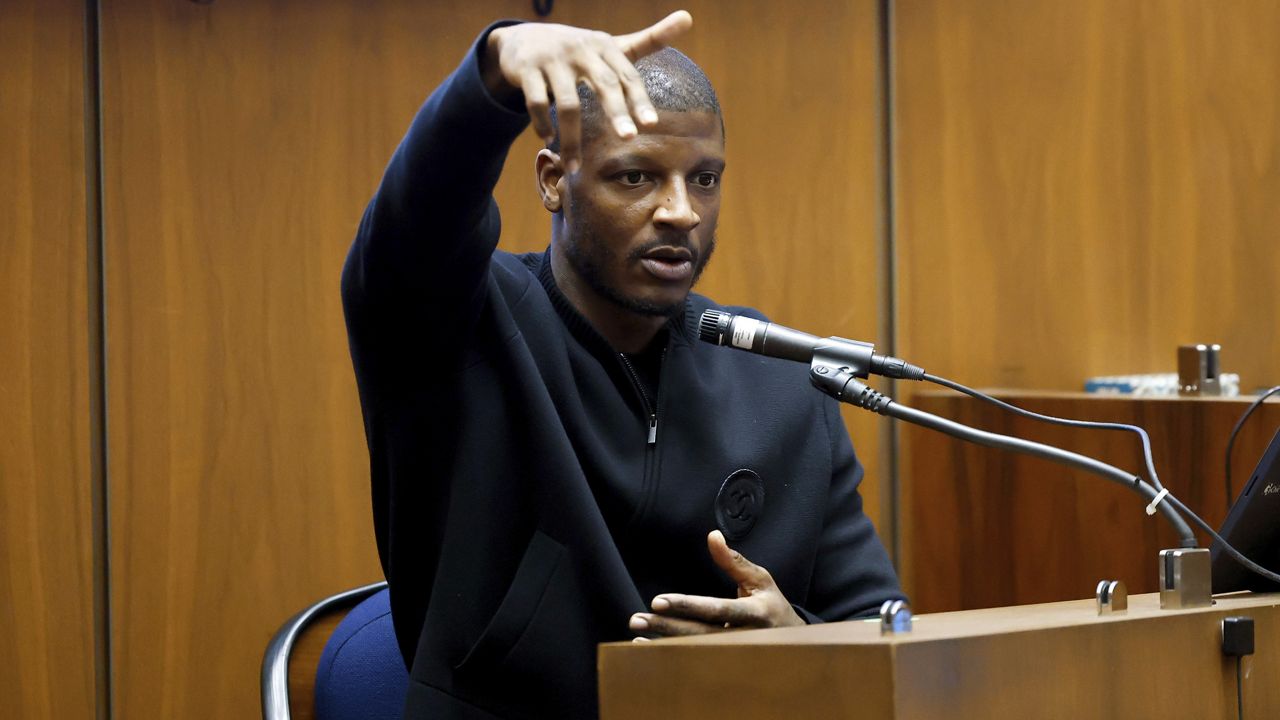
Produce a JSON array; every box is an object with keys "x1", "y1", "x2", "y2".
[
  {"x1": 262, "y1": 581, "x2": 403, "y2": 720},
  {"x1": 314, "y1": 585, "x2": 408, "y2": 720}
]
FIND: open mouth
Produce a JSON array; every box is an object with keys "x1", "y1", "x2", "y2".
[{"x1": 639, "y1": 247, "x2": 695, "y2": 282}]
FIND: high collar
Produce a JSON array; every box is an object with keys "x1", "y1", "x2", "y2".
[{"x1": 535, "y1": 249, "x2": 694, "y2": 356}]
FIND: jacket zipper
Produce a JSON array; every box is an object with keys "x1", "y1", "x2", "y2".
[
  {"x1": 618, "y1": 351, "x2": 662, "y2": 445},
  {"x1": 620, "y1": 346, "x2": 668, "y2": 529}
]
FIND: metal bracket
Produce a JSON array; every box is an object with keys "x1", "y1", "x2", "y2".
[
  {"x1": 1159, "y1": 548, "x2": 1213, "y2": 609},
  {"x1": 1096, "y1": 579, "x2": 1129, "y2": 615},
  {"x1": 880, "y1": 599, "x2": 913, "y2": 635}
]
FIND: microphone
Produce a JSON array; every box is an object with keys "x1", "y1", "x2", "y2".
[
  {"x1": 698, "y1": 309, "x2": 926, "y2": 381},
  {"x1": 700, "y1": 309, "x2": 1202, "y2": 556}
]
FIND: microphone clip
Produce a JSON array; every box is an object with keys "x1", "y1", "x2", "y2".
[
  {"x1": 812, "y1": 338, "x2": 875, "y2": 378},
  {"x1": 809, "y1": 348, "x2": 893, "y2": 414}
]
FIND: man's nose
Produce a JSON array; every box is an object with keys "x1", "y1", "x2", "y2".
[{"x1": 653, "y1": 181, "x2": 700, "y2": 231}]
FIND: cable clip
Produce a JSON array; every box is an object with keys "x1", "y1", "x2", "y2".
[{"x1": 1146, "y1": 488, "x2": 1170, "y2": 516}]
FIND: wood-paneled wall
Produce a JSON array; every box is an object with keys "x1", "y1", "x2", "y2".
[
  {"x1": 100, "y1": 2, "x2": 392, "y2": 717},
  {"x1": 894, "y1": 0, "x2": 1280, "y2": 390},
  {"x1": 891, "y1": 0, "x2": 1280, "y2": 617},
  {"x1": 13, "y1": 1, "x2": 1280, "y2": 717},
  {"x1": 97, "y1": 1, "x2": 884, "y2": 717},
  {"x1": 0, "y1": 1, "x2": 98, "y2": 718}
]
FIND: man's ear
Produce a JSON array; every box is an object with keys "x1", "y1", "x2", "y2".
[{"x1": 535, "y1": 149, "x2": 565, "y2": 213}]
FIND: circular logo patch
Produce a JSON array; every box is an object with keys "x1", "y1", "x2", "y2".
[{"x1": 715, "y1": 469, "x2": 764, "y2": 541}]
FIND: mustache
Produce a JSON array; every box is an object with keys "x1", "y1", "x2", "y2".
[{"x1": 626, "y1": 235, "x2": 697, "y2": 263}]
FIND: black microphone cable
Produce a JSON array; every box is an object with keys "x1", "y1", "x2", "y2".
[
  {"x1": 702, "y1": 309, "x2": 1166, "y2": 492},
  {"x1": 697, "y1": 308, "x2": 1280, "y2": 584},
  {"x1": 920, "y1": 374, "x2": 1280, "y2": 586},
  {"x1": 921, "y1": 373, "x2": 1167, "y2": 492},
  {"x1": 1236, "y1": 654, "x2": 1244, "y2": 720}
]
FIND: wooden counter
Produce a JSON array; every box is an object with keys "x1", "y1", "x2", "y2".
[{"x1": 600, "y1": 591, "x2": 1280, "y2": 719}]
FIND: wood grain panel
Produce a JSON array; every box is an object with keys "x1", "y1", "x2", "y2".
[
  {"x1": 0, "y1": 1, "x2": 98, "y2": 718},
  {"x1": 600, "y1": 592, "x2": 1280, "y2": 718},
  {"x1": 101, "y1": 2, "x2": 886, "y2": 716},
  {"x1": 900, "y1": 391, "x2": 1280, "y2": 613},
  {"x1": 100, "y1": 2, "x2": 410, "y2": 717},
  {"x1": 894, "y1": 0, "x2": 1280, "y2": 391}
]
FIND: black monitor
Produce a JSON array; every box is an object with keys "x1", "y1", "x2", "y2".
[{"x1": 1212, "y1": 426, "x2": 1280, "y2": 594}]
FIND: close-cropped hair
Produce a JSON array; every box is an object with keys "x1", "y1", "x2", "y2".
[{"x1": 547, "y1": 47, "x2": 723, "y2": 153}]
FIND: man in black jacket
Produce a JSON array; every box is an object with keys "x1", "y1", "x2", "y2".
[{"x1": 342, "y1": 10, "x2": 904, "y2": 719}]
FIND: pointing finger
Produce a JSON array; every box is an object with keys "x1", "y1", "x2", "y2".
[
  {"x1": 630, "y1": 612, "x2": 724, "y2": 638},
  {"x1": 521, "y1": 68, "x2": 554, "y2": 142},
  {"x1": 601, "y1": 43, "x2": 658, "y2": 127},
  {"x1": 544, "y1": 62, "x2": 582, "y2": 172},
  {"x1": 707, "y1": 530, "x2": 772, "y2": 592},
  {"x1": 577, "y1": 51, "x2": 636, "y2": 138},
  {"x1": 651, "y1": 593, "x2": 766, "y2": 627},
  {"x1": 616, "y1": 10, "x2": 693, "y2": 62}
]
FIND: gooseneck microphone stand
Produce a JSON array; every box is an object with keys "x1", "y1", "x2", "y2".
[
  {"x1": 805, "y1": 349, "x2": 1213, "y2": 609},
  {"x1": 696, "y1": 308, "x2": 1216, "y2": 609},
  {"x1": 807, "y1": 354, "x2": 1195, "y2": 544}
]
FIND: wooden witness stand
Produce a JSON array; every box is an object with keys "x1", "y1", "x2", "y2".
[
  {"x1": 598, "y1": 591, "x2": 1280, "y2": 718},
  {"x1": 602, "y1": 392, "x2": 1280, "y2": 717}
]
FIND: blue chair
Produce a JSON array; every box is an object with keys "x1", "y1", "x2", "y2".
[{"x1": 262, "y1": 581, "x2": 409, "y2": 720}]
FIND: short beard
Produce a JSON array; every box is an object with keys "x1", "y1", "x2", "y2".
[{"x1": 562, "y1": 204, "x2": 716, "y2": 318}]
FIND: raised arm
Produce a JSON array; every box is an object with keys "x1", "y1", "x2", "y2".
[
  {"x1": 341, "y1": 14, "x2": 697, "y2": 626},
  {"x1": 341, "y1": 12, "x2": 693, "y2": 329}
]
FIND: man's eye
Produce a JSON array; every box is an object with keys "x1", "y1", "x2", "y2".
[
  {"x1": 621, "y1": 171, "x2": 647, "y2": 185},
  {"x1": 694, "y1": 172, "x2": 719, "y2": 188}
]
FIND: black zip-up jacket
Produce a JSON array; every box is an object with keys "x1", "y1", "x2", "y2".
[{"x1": 342, "y1": 23, "x2": 904, "y2": 720}]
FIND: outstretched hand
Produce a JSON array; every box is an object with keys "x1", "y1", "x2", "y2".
[
  {"x1": 481, "y1": 10, "x2": 694, "y2": 173},
  {"x1": 629, "y1": 530, "x2": 804, "y2": 640}
]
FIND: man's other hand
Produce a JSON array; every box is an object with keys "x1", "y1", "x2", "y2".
[
  {"x1": 628, "y1": 530, "x2": 805, "y2": 640},
  {"x1": 481, "y1": 10, "x2": 694, "y2": 173}
]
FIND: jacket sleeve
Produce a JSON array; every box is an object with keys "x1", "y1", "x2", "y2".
[
  {"x1": 340, "y1": 23, "x2": 529, "y2": 591},
  {"x1": 796, "y1": 396, "x2": 907, "y2": 622},
  {"x1": 341, "y1": 22, "x2": 529, "y2": 357}
]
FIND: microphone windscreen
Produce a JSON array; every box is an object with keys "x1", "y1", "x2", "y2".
[{"x1": 699, "y1": 310, "x2": 730, "y2": 345}]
